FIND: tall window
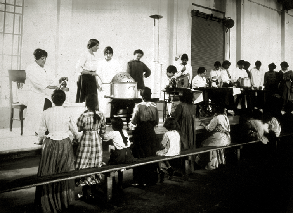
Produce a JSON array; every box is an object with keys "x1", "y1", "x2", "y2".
[{"x1": 0, "y1": 0, "x2": 24, "y2": 76}]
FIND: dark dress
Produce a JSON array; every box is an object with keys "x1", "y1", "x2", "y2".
[
  {"x1": 278, "y1": 70, "x2": 293, "y2": 106},
  {"x1": 173, "y1": 103, "x2": 197, "y2": 150},
  {"x1": 131, "y1": 102, "x2": 159, "y2": 185},
  {"x1": 280, "y1": 113, "x2": 293, "y2": 134},
  {"x1": 127, "y1": 60, "x2": 151, "y2": 89},
  {"x1": 76, "y1": 74, "x2": 97, "y2": 103}
]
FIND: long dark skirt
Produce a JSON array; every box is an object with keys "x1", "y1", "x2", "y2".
[
  {"x1": 132, "y1": 122, "x2": 159, "y2": 185},
  {"x1": 108, "y1": 147, "x2": 135, "y2": 165},
  {"x1": 35, "y1": 138, "x2": 75, "y2": 213},
  {"x1": 76, "y1": 74, "x2": 97, "y2": 103}
]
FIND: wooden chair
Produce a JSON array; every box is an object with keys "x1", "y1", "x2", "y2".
[{"x1": 8, "y1": 70, "x2": 27, "y2": 135}]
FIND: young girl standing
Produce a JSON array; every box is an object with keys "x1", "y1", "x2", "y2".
[
  {"x1": 104, "y1": 117, "x2": 135, "y2": 164},
  {"x1": 75, "y1": 93, "x2": 106, "y2": 199}
]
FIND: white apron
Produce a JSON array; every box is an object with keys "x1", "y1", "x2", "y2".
[
  {"x1": 98, "y1": 83, "x2": 112, "y2": 117},
  {"x1": 97, "y1": 59, "x2": 121, "y2": 118},
  {"x1": 24, "y1": 62, "x2": 58, "y2": 134}
]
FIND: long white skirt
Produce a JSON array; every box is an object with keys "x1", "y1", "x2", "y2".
[
  {"x1": 25, "y1": 91, "x2": 45, "y2": 134},
  {"x1": 98, "y1": 83, "x2": 111, "y2": 118}
]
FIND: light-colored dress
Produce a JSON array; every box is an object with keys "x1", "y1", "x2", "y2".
[
  {"x1": 200, "y1": 114, "x2": 231, "y2": 169},
  {"x1": 25, "y1": 62, "x2": 58, "y2": 134},
  {"x1": 75, "y1": 110, "x2": 106, "y2": 169},
  {"x1": 156, "y1": 130, "x2": 180, "y2": 156},
  {"x1": 97, "y1": 59, "x2": 121, "y2": 117},
  {"x1": 35, "y1": 106, "x2": 78, "y2": 213},
  {"x1": 202, "y1": 114, "x2": 231, "y2": 147}
]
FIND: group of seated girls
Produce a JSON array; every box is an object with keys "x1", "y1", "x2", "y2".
[{"x1": 34, "y1": 88, "x2": 185, "y2": 212}]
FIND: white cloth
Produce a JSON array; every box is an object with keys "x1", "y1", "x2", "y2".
[
  {"x1": 175, "y1": 63, "x2": 193, "y2": 82},
  {"x1": 233, "y1": 88, "x2": 241, "y2": 96},
  {"x1": 250, "y1": 67, "x2": 264, "y2": 88},
  {"x1": 192, "y1": 90, "x2": 204, "y2": 104},
  {"x1": 219, "y1": 68, "x2": 232, "y2": 83},
  {"x1": 210, "y1": 68, "x2": 222, "y2": 79},
  {"x1": 160, "y1": 130, "x2": 181, "y2": 156},
  {"x1": 97, "y1": 59, "x2": 121, "y2": 117},
  {"x1": 75, "y1": 51, "x2": 98, "y2": 76},
  {"x1": 231, "y1": 67, "x2": 248, "y2": 83},
  {"x1": 25, "y1": 62, "x2": 58, "y2": 134},
  {"x1": 104, "y1": 130, "x2": 131, "y2": 150},
  {"x1": 206, "y1": 114, "x2": 230, "y2": 132},
  {"x1": 38, "y1": 106, "x2": 78, "y2": 141},
  {"x1": 192, "y1": 75, "x2": 206, "y2": 88}
]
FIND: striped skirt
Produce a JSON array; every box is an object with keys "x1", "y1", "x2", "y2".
[{"x1": 35, "y1": 137, "x2": 75, "y2": 213}]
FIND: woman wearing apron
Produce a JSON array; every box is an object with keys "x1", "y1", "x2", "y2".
[
  {"x1": 76, "y1": 39, "x2": 100, "y2": 103},
  {"x1": 25, "y1": 48, "x2": 59, "y2": 135},
  {"x1": 97, "y1": 46, "x2": 120, "y2": 123}
]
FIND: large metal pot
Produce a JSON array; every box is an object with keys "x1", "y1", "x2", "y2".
[
  {"x1": 111, "y1": 82, "x2": 138, "y2": 99},
  {"x1": 240, "y1": 77, "x2": 251, "y2": 88}
]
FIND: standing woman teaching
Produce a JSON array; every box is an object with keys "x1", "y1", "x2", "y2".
[
  {"x1": 25, "y1": 48, "x2": 59, "y2": 135},
  {"x1": 76, "y1": 39, "x2": 100, "y2": 103}
]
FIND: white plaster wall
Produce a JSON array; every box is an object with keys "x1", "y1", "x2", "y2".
[
  {"x1": 242, "y1": 0, "x2": 282, "y2": 70},
  {"x1": 2, "y1": 0, "x2": 292, "y2": 107},
  {"x1": 285, "y1": 10, "x2": 293, "y2": 67}
]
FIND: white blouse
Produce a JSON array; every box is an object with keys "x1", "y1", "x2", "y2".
[
  {"x1": 192, "y1": 75, "x2": 206, "y2": 88},
  {"x1": 175, "y1": 63, "x2": 193, "y2": 82},
  {"x1": 231, "y1": 67, "x2": 248, "y2": 82},
  {"x1": 210, "y1": 68, "x2": 222, "y2": 79},
  {"x1": 38, "y1": 106, "x2": 79, "y2": 141},
  {"x1": 97, "y1": 59, "x2": 121, "y2": 84},
  {"x1": 219, "y1": 68, "x2": 232, "y2": 83},
  {"x1": 206, "y1": 114, "x2": 230, "y2": 132},
  {"x1": 104, "y1": 130, "x2": 131, "y2": 150},
  {"x1": 76, "y1": 51, "x2": 98, "y2": 74},
  {"x1": 158, "y1": 130, "x2": 181, "y2": 156},
  {"x1": 250, "y1": 67, "x2": 264, "y2": 88},
  {"x1": 26, "y1": 62, "x2": 58, "y2": 96}
]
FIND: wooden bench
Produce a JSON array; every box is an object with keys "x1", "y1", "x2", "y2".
[{"x1": 1, "y1": 132, "x2": 292, "y2": 202}]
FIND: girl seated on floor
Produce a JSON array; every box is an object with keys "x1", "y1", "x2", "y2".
[
  {"x1": 156, "y1": 118, "x2": 181, "y2": 182},
  {"x1": 104, "y1": 117, "x2": 135, "y2": 164},
  {"x1": 196, "y1": 105, "x2": 231, "y2": 170}
]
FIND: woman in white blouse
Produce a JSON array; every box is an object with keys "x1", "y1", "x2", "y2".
[
  {"x1": 175, "y1": 54, "x2": 193, "y2": 85},
  {"x1": 35, "y1": 89, "x2": 79, "y2": 213},
  {"x1": 192, "y1": 67, "x2": 207, "y2": 88},
  {"x1": 76, "y1": 39, "x2": 100, "y2": 103},
  {"x1": 25, "y1": 49, "x2": 59, "y2": 135},
  {"x1": 196, "y1": 105, "x2": 231, "y2": 170},
  {"x1": 96, "y1": 46, "x2": 121, "y2": 120}
]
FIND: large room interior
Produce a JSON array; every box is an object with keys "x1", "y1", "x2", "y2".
[{"x1": 1, "y1": 0, "x2": 293, "y2": 212}]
